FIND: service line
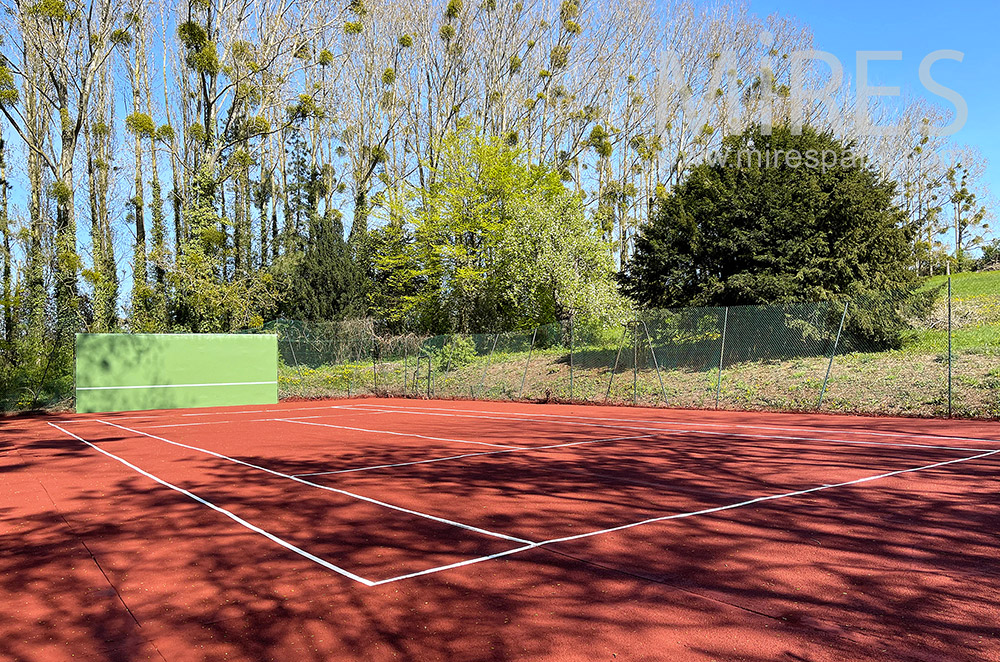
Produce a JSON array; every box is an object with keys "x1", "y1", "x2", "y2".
[
  {"x1": 354, "y1": 402, "x2": 1000, "y2": 446},
  {"x1": 96, "y1": 419, "x2": 530, "y2": 545},
  {"x1": 293, "y1": 434, "x2": 655, "y2": 477},
  {"x1": 274, "y1": 418, "x2": 519, "y2": 449},
  {"x1": 346, "y1": 404, "x2": 994, "y2": 453}
]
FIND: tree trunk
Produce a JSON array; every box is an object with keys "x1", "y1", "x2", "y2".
[
  {"x1": 148, "y1": 147, "x2": 166, "y2": 286},
  {"x1": 24, "y1": 93, "x2": 47, "y2": 359},
  {"x1": 233, "y1": 173, "x2": 244, "y2": 275},
  {"x1": 350, "y1": 190, "x2": 368, "y2": 244},
  {"x1": 258, "y1": 151, "x2": 269, "y2": 269},
  {"x1": 271, "y1": 198, "x2": 279, "y2": 262},
  {"x1": 131, "y1": 129, "x2": 147, "y2": 323},
  {"x1": 54, "y1": 141, "x2": 80, "y2": 345},
  {"x1": 86, "y1": 130, "x2": 109, "y2": 332},
  {"x1": 0, "y1": 136, "x2": 12, "y2": 348}
]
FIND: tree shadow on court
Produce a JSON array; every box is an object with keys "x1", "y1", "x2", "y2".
[
  {"x1": 0, "y1": 491, "x2": 155, "y2": 661},
  {"x1": 2, "y1": 416, "x2": 998, "y2": 661}
]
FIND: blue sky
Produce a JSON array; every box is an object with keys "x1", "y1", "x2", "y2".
[{"x1": 746, "y1": 0, "x2": 1000, "y2": 217}]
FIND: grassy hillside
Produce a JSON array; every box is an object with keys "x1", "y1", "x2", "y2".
[{"x1": 923, "y1": 270, "x2": 1000, "y2": 296}]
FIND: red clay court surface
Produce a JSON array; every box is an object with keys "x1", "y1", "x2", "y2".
[{"x1": 2, "y1": 398, "x2": 999, "y2": 661}]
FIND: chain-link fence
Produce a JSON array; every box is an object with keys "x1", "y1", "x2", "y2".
[{"x1": 274, "y1": 276, "x2": 1000, "y2": 419}]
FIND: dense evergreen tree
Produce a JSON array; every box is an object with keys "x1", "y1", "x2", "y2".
[
  {"x1": 274, "y1": 131, "x2": 367, "y2": 322},
  {"x1": 622, "y1": 126, "x2": 918, "y2": 308},
  {"x1": 276, "y1": 211, "x2": 367, "y2": 322}
]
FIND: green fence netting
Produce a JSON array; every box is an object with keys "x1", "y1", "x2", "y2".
[{"x1": 269, "y1": 281, "x2": 999, "y2": 419}]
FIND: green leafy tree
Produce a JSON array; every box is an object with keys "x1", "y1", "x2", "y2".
[
  {"x1": 367, "y1": 218, "x2": 421, "y2": 334},
  {"x1": 623, "y1": 125, "x2": 917, "y2": 308},
  {"x1": 372, "y1": 124, "x2": 626, "y2": 333},
  {"x1": 168, "y1": 164, "x2": 277, "y2": 332}
]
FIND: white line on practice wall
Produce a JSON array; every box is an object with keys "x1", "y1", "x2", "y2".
[{"x1": 77, "y1": 381, "x2": 277, "y2": 391}]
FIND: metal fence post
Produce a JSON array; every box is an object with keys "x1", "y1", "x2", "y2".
[
  {"x1": 285, "y1": 332, "x2": 306, "y2": 392},
  {"x1": 519, "y1": 327, "x2": 538, "y2": 400},
  {"x1": 606, "y1": 324, "x2": 628, "y2": 402},
  {"x1": 715, "y1": 307, "x2": 729, "y2": 409},
  {"x1": 372, "y1": 339, "x2": 378, "y2": 393},
  {"x1": 818, "y1": 301, "x2": 849, "y2": 410},
  {"x1": 569, "y1": 316, "x2": 574, "y2": 400},
  {"x1": 477, "y1": 333, "x2": 500, "y2": 398},
  {"x1": 641, "y1": 320, "x2": 667, "y2": 404},
  {"x1": 427, "y1": 347, "x2": 432, "y2": 398},
  {"x1": 632, "y1": 319, "x2": 639, "y2": 406},
  {"x1": 347, "y1": 353, "x2": 353, "y2": 397},
  {"x1": 948, "y1": 269, "x2": 953, "y2": 418}
]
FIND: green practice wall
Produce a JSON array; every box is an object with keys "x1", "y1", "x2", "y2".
[{"x1": 76, "y1": 333, "x2": 278, "y2": 414}]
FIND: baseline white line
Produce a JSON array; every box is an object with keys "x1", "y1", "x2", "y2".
[
  {"x1": 370, "y1": 543, "x2": 542, "y2": 586},
  {"x1": 293, "y1": 435, "x2": 654, "y2": 477},
  {"x1": 47, "y1": 422, "x2": 375, "y2": 586},
  {"x1": 370, "y1": 447, "x2": 1000, "y2": 584},
  {"x1": 353, "y1": 402, "x2": 1000, "y2": 447},
  {"x1": 275, "y1": 418, "x2": 518, "y2": 449},
  {"x1": 61, "y1": 416, "x2": 321, "y2": 429},
  {"x1": 97, "y1": 419, "x2": 531, "y2": 545},
  {"x1": 344, "y1": 405, "x2": 989, "y2": 453}
]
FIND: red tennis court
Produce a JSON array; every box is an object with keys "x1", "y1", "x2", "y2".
[{"x1": 3, "y1": 398, "x2": 999, "y2": 661}]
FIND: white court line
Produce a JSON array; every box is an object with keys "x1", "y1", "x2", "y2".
[
  {"x1": 536, "y1": 448, "x2": 1000, "y2": 544},
  {"x1": 178, "y1": 404, "x2": 365, "y2": 418},
  {"x1": 143, "y1": 416, "x2": 328, "y2": 429},
  {"x1": 293, "y1": 435, "x2": 654, "y2": 477},
  {"x1": 55, "y1": 416, "x2": 1000, "y2": 587},
  {"x1": 47, "y1": 422, "x2": 375, "y2": 587},
  {"x1": 97, "y1": 419, "x2": 531, "y2": 545},
  {"x1": 275, "y1": 418, "x2": 518, "y2": 450},
  {"x1": 342, "y1": 405, "x2": 991, "y2": 453},
  {"x1": 370, "y1": 446, "x2": 1000, "y2": 584},
  {"x1": 352, "y1": 402, "x2": 1000, "y2": 447},
  {"x1": 370, "y1": 543, "x2": 542, "y2": 585},
  {"x1": 144, "y1": 420, "x2": 248, "y2": 429},
  {"x1": 54, "y1": 404, "x2": 366, "y2": 424}
]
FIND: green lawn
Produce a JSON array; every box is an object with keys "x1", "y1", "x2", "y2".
[{"x1": 923, "y1": 270, "x2": 1000, "y2": 298}]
